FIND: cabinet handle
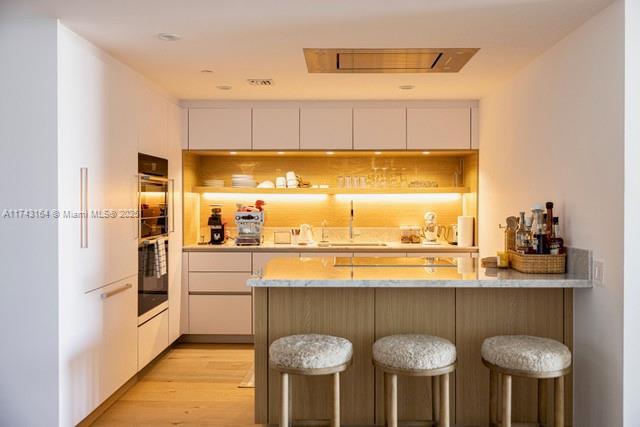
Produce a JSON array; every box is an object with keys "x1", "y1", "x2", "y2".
[
  {"x1": 101, "y1": 283, "x2": 132, "y2": 300},
  {"x1": 169, "y1": 178, "x2": 175, "y2": 233},
  {"x1": 80, "y1": 167, "x2": 88, "y2": 248}
]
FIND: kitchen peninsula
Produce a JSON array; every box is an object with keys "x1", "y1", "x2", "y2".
[{"x1": 249, "y1": 252, "x2": 591, "y2": 426}]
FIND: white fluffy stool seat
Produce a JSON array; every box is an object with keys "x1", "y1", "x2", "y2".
[
  {"x1": 269, "y1": 334, "x2": 353, "y2": 370},
  {"x1": 481, "y1": 335, "x2": 572, "y2": 374},
  {"x1": 373, "y1": 334, "x2": 457, "y2": 371}
]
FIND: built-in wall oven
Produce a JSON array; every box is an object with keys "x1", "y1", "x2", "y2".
[{"x1": 138, "y1": 153, "x2": 174, "y2": 323}]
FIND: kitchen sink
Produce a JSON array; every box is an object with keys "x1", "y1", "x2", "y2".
[{"x1": 319, "y1": 242, "x2": 388, "y2": 247}]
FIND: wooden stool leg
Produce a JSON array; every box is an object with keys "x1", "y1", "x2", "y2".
[
  {"x1": 538, "y1": 378, "x2": 547, "y2": 425},
  {"x1": 280, "y1": 372, "x2": 289, "y2": 427},
  {"x1": 555, "y1": 376, "x2": 565, "y2": 427},
  {"x1": 497, "y1": 373, "x2": 502, "y2": 424},
  {"x1": 489, "y1": 370, "x2": 498, "y2": 425},
  {"x1": 432, "y1": 375, "x2": 440, "y2": 423},
  {"x1": 332, "y1": 372, "x2": 340, "y2": 427},
  {"x1": 502, "y1": 374, "x2": 512, "y2": 427},
  {"x1": 389, "y1": 373, "x2": 398, "y2": 427},
  {"x1": 439, "y1": 373, "x2": 450, "y2": 427}
]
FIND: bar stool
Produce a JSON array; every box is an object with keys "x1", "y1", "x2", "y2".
[
  {"x1": 269, "y1": 334, "x2": 353, "y2": 427},
  {"x1": 481, "y1": 335, "x2": 572, "y2": 427},
  {"x1": 373, "y1": 334, "x2": 457, "y2": 427}
]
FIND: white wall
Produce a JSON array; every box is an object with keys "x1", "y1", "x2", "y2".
[
  {"x1": 624, "y1": 0, "x2": 640, "y2": 424},
  {"x1": 0, "y1": 2, "x2": 60, "y2": 426},
  {"x1": 479, "y1": 1, "x2": 624, "y2": 425}
]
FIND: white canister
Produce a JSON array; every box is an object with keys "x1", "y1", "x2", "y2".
[{"x1": 457, "y1": 216, "x2": 475, "y2": 247}]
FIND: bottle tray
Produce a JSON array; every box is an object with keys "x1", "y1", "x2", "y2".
[{"x1": 508, "y1": 250, "x2": 566, "y2": 274}]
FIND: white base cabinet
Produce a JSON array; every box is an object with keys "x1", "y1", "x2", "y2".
[
  {"x1": 189, "y1": 295, "x2": 253, "y2": 335},
  {"x1": 138, "y1": 310, "x2": 169, "y2": 371}
]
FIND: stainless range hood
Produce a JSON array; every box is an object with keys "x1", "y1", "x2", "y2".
[{"x1": 304, "y1": 48, "x2": 479, "y2": 73}]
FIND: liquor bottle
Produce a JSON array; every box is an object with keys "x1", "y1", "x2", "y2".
[
  {"x1": 549, "y1": 217, "x2": 565, "y2": 255},
  {"x1": 545, "y1": 202, "x2": 554, "y2": 238},
  {"x1": 531, "y1": 204, "x2": 547, "y2": 254},
  {"x1": 515, "y1": 211, "x2": 531, "y2": 254}
]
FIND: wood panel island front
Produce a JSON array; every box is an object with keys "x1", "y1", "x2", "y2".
[{"x1": 248, "y1": 253, "x2": 592, "y2": 427}]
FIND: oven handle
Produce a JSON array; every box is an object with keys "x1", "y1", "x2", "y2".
[
  {"x1": 139, "y1": 174, "x2": 169, "y2": 183},
  {"x1": 101, "y1": 283, "x2": 132, "y2": 300}
]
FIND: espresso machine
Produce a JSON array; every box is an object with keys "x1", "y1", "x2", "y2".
[{"x1": 234, "y1": 210, "x2": 264, "y2": 246}]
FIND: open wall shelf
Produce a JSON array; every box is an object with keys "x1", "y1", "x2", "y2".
[{"x1": 192, "y1": 186, "x2": 471, "y2": 194}]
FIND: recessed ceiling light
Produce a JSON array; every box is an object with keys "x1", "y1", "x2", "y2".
[
  {"x1": 200, "y1": 69, "x2": 214, "y2": 74},
  {"x1": 326, "y1": 151, "x2": 335, "y2": 155},
  {"x1": 399, "y1": 85, "x2": 415, "y2": 90},
  {"x1": 229, "y1": 151, "x2": 237, "y2": 155},
  {"x1": 216, "y1": 85, "x2": 232, "y2": 90},
  {"x1": 157, "y1": 33, "x2": 180, "y2": 42},
  {"x1": 422, "y1": 151, "x2": 431, "y2": 155},
  {"x1": 277, "y1": 151, "x2": 285, "y2": 155},
  {"x1": 374, "y1": 151, "x2": 382, "y2": 155}
]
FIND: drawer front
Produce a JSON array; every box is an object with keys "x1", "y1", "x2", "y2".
[
  {"x1": 189, "y1": 295, "x2": 252, "y2": 335},
  {"x1": 353, "y1": 252, "x2": 406, "y2": 257},
  {"x1": 189, "y1": 272, "x2": 252, "y2": 294},
  {"x1": 188, "y1": 252, "x2": 251, "y2": 272},
  {"x1": 138, "y1": 309, "x2": 169, "y2": 370},
  {"x1": 407, "y1": 252, "x2": 473, "y2": 258}
]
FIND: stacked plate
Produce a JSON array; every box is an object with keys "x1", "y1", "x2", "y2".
[
  {"x1": 231, "y1": 174, "x2": 256, "y2": 188},
  {"x1": 203, "y1": 179, "x2": 224, "y2": 188}
]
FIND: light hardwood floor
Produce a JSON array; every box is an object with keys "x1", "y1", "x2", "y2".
[{"x1": 92, "y1": 343, "x2": 262, "y2": 427}]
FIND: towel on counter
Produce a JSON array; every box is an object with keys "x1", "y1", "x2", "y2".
[{"x1": 154, "y1": 237, "x2": 167, "y2": 278}]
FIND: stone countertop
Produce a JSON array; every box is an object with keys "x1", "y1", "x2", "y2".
[
  {"x1": 247, "y1": 254, "x2": 592, "y2": 289},
  {"x1": 183, "y1": 241, "x2": 478, "y2": 253}
]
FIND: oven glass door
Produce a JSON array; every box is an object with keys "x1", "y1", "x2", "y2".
[
  {"x1": 138, "y1": 238, "x2": 169, "y2": 317},
  {"x1": 139, "y1": 176, "x2": 169, "y2": 239}
]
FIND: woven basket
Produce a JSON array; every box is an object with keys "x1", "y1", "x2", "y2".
[{"x1": 508, "y1": 250, "x2": 566, "y2": 274}]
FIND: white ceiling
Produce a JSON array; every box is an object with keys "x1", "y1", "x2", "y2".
[{"x1": 31, "y1": 0, "x2": 613, "y2": 100}]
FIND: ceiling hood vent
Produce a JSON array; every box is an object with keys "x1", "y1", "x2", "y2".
[
  {"x1": 304, "y1": 48, "x2": 479, "y2": 73},
  {"x1": 247, "y1": 79, "x2": 274, "y2": 86}
]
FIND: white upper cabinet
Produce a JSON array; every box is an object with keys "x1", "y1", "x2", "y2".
[
  {"x1": 300, "y1": 108, "x2": 352, "y2": 150},
  {"x1": 188, "y1": 108, "x2": 252, "y2": 150},
  {"x1": 353, "y1": 108, "x2": 406, "y2": 150},
  {"x1": 252, "y1": 108, "x2": 300, "y2": 150},
  {"x1": 407, "y1": 108, "x2": 471, "y2": 150},
  {"x1": 138, "y1": 87, "x2": 168, "y2": 158}
]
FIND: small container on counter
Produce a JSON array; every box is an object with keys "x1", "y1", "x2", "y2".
[{"x1": 400, "y1": 225, "x2": 422, "y2": 244}]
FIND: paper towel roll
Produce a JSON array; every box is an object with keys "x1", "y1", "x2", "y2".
[{"x1": 457, "y1": 216, "x2": 474, "y2": 247}]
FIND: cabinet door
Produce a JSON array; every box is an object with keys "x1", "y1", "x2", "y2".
[
  {"x1": 81, "y1": 277, "x2": 138, "y2": 408},
  {"x1": 138, "y1": 309, "x2": 169, "y2": 370},
  {"x1": 189, "y1": 295, "x2": 253, "y2": 334},
  {"x1": 252, "y1": 108, "x2": 300, "y2": 150},
  {"x1": 300, "y1": 108, "x2": 352, "y2": 150},
  {"x1": 189, "y1": 108, "x2": 252, "y2": 150},
  {"x1": 58, "y1": 35, "x2": 138, "y2": 293},
  {"x1": 353, "y1": 108, "x2": 406, "y2": 150},
  {"x1": 167, "y1": 102, "x2": 183, "y2": 343},
  {"x1": 138, "y1": 87, "x2": 168, "y2": 157},
  {"x1": 407, "y1": 108, "x2": 471, "y2": 150}
]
